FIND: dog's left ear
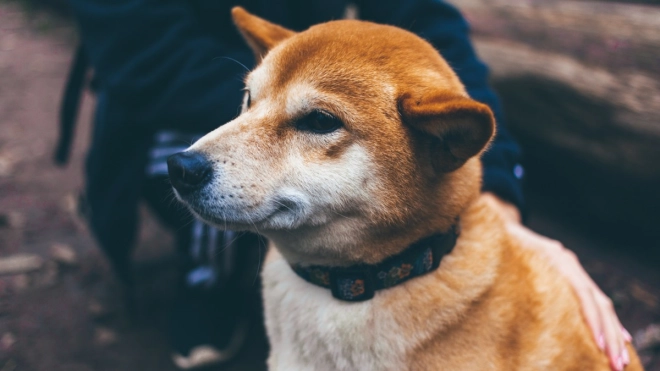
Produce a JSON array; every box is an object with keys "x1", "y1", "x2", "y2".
[
  {"x1": 232, "y1": 7, "x2": 296, "y2": 61},
  {"x1": 399, "y1": 92, "x2": 495, "y2": 173}
]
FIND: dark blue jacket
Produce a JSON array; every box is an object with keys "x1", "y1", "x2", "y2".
[{"x1": 64, "y1": 0, "x2": 523, "y2": 256}]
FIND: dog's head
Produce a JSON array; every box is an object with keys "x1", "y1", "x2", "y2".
[{"x1": 168, "y1": 8, "x2": 495, "y2": 265}]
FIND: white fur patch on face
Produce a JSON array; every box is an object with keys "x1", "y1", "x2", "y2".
[
  {"x1": 285, "y1": 83, "x2": 318, "y2": 117},
  {"x1": 264, "y1": 141, "x2": 374, "y2": 231},
  {"x1": 245, "y1": 62, "x2": 273, "y2": 101},
  {"x1": 285, "y1": 81, "x2": 361, "y2": 125},
  {"x1": 241, "y1": 91, "x2": 249, "y2": 113}
]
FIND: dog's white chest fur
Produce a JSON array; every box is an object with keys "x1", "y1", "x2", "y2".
[{"x1": 262, "y1": 250, "x2": 410, "y2": 371}]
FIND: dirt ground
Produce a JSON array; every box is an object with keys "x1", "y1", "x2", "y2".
[{"x1": 0, "y1": 3, "x2": 658, "y2": 371}]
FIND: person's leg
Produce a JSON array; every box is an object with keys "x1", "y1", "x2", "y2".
[{"x1": 143, "y1": 131, "x2": 262, "y2": 369}]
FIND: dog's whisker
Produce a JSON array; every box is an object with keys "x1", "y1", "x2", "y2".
[
  {"x1": 243, "y1": 213, "x2": 263, "y2": 285},
  {"x1": 329, "y1": 209, "x2": 351, "y2": 220},
  {"x1": 214, "y1": 234, "x2": 241, "y2": 256},
  {"x1": 254, "y1": 235, "x2": 266, "y2": 287},
  {"x1": 222, "y1": 207, "x2": 228, "y2": 233},
  {"x1": 214, "y1": 56, "x2": 250, "y2": 73},
  {"x1": 172, "y1": 215, "x2": 196, "y2": 234}
]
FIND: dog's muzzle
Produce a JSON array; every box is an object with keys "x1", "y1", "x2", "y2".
[{"x1": 167, "y1": 151, "x2": 213, "y2": 196}]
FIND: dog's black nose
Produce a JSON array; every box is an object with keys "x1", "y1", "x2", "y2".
[{"x1": 167, "y1": 151, "x2": 213, "y2": 195}]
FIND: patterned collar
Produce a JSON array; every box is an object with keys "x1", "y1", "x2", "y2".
[{"x1": 291, "y1": 222, "x2": 460, "y2": 302}]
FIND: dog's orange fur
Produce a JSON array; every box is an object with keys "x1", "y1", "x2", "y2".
[{"x1": 198, "y1": 8, "x2": 644, "y2": 370}]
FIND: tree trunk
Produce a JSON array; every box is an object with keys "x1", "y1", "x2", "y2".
[{"x1": 450, "y1": 0, "x2": 660, "y2": 242}]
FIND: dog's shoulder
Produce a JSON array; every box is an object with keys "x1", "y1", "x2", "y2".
[
  {"x1": 408, "y1": 199, "x2": 612, "y2": 370},
  {"x1": 492, "y1": 226, "x2": 615, "y2": 370}
]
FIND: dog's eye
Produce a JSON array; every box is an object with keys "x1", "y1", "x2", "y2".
[{"x1": 296, "y1": 110, "x2": 343, "y2": 134}]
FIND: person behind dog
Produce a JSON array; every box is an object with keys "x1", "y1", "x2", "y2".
[{"x1": 58, "y1": 0, "x2": 631, "y2": 369}]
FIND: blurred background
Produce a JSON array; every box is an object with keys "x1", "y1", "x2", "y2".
[{"x1": 0, "y1": 0, "x2": 658, "y2": 370}]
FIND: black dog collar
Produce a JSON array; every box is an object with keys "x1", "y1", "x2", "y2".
[{"x1": 291, "y1": 222, "x2": 460, "y2": 302}]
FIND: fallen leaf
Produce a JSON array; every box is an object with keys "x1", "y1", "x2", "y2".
[
  {"x1": 50, "y1": 243, "x2": 78, "y2": 267},
  {"x1": 630, "y1": 283, "x2": 659, "y2": 309},
  {"x1": 0, "y1": 254, "x2": 43, "y2": 276},
  {"x1": 0, "y1": 332, "x2": 16, "y2": 352},
  {"x1": 634, "y1": 323, "x2": 660, "y2": 351},
  {"x1": 94, "y1": 327, "x2": 118, "y2": 347}
]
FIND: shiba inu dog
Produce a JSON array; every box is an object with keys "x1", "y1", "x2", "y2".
[{"x1": 167, "y1": 7, "x2": 642, "y2": 371}]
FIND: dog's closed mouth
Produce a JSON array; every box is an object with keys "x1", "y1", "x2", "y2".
[
  {"x1": 270, "y1": 197, "x2": 299, "y2": 216},
  {"x1": 183, "y1": 197, "x2": 301, "y2": 230}
]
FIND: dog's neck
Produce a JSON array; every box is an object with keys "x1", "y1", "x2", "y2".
[
  {"x1": 265, "y1": 194, "x2": 505, "y2": 303},
  {"x1": 264, "y1": 200, "x2": 467, "y2": 269},
  {"x1": 288, "y1": 221, "x2": 460, "y2": 301},
  {"x1": 265, "y1": 165, "x2": 481, "y2": 268}
]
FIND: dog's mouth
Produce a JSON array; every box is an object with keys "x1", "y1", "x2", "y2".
[
  {"x1": 192, "y1": 209, "x2": 252, "y2": 229},
  {"x1": 177, "y1": 195, "x2": 263, "y2": 229},
  {"x1": 177, "y1": 190, "x2": 308, "y2": 231}
]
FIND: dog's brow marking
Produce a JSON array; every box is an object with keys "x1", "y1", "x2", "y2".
[
  {"x1": 215, "y1": 56, "x2": 250, "y2": 73},
  {"x1": 284, "y1": 83, "x2": 358, "y2": 124},
  {"x1": 285, "y1": 83, "x2": 319, "y2": 117},
  {"x1": 247, "y1": 63, "x2": 272, "y2": 100}
]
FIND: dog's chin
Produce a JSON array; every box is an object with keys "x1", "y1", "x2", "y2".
[
  {"x1": 175, "y1": 189, "x2": 333, "y2": 232},
  {"x1": 182, "y1": 201, "x2": 308, "y2": 233}
]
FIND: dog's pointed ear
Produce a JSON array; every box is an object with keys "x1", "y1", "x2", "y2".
[
  {"x1": 231, "y1": 7, "x2": 296, "y2": 61},
  {"x1": 399, "y1": 92, "x2": 495, "y2": 173}
]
